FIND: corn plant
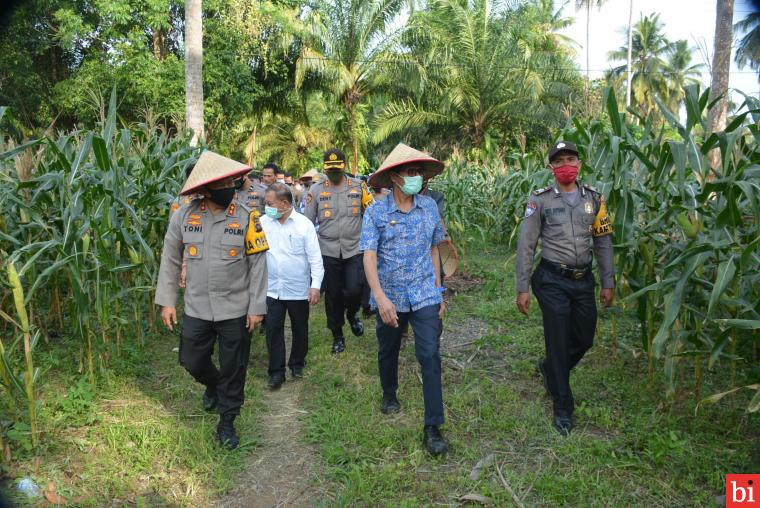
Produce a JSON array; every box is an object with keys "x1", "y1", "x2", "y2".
[
  {"x1": 0, "y1": 92, "x2": 199, "y2": 453},
  {"x1": 435, "y1": 85, "x2": 759, "y2": 412}
]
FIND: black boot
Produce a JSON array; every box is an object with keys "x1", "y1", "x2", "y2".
[
  {"x1": 381, "y1": 393, "x2": 401, "y2": 414},
  {"x1": 423, "y1": 425, "x2": 448, "y2": 456},
  {"x1": 217, "y1": 414, "x2": 239, "y2": 450},
  {"x1": 348, "y1": 314, "x2": 364, "y2": 337},
  {"x1": 268, "y1": 372, "x2": 285, "y2": 390},
  {"x1": 202, "y1": 385, "x2": 218, "y2": 412},
  {"x1": 331, "y1": 336, "x2": 345, "y2": 354},
  {"x1": 553, "y1": 415, "x2": 573, "y2": 436}
]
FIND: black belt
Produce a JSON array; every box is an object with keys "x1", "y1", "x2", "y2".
[{"x1": 540, "y1": 258, "x2": 591, "y2": 280}]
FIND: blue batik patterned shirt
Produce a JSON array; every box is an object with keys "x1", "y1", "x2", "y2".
[{"x1": 360, "y1": 192, "x2": 446, "y2": 312}]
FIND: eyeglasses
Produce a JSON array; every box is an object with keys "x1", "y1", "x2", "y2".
[{"x1": 549, "y1": 156, "x2": 579, "y2": 168}]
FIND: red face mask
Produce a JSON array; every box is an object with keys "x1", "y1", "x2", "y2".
[{"x1": 552, "y1": 164, "x2": 578, "y2": 185}]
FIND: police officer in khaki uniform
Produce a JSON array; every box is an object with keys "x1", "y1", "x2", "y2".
[
  {"x1": 305, "y1": 148, "x2": 374, "y2": 353},
  {"x1": 235, "y1": 172, "x2": 267, "y2": 216},
  {"x1": 156, "y1": 151, "x2": 269, "y2": 450},
  {"x1": 515, "y1": 141, "x2": 614, "y2": 436}
]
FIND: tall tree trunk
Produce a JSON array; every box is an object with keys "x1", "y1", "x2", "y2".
[
  {"x1": 586, "y1": 4, "x2": 591, "y2": 84},
  {"x1": 625, "y1": 0, "x2": 634, "y2": 108},
  {"x1": 708, "y1": 0, "x2": 734, "y2": 170},
  {"x1": 153, "y1": 29, "x2": 167, "y2": 60},
  {"x1": 185, "y1": 0, "x2": 204, "y2": 146}
]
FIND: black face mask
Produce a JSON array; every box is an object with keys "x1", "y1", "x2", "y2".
[
  {"x1": 326, "y1": 171, "x2": 344, "y2": 184},
  {"x1": 208, "y1": 187, "x2": 235, "y2": 208}
]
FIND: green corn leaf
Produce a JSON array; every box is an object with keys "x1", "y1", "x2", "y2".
[{"x1": 707, "y1": 256, "x2": 736, "y2": 316}]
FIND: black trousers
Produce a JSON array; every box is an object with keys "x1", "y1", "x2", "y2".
[
  {"x1": 531, "y1": 265, "x2": 597, "y2": 418},
  {"x1": 179, "y1": 315, "x2": 251, "y2": 416},
  {"x1": 265, "y1": 297, "x2": 310, "y2": 376},
  {"x1": 377, "y1": 304, "x2": 444, "y2": 426},
  {"x1": 322, "y1": 254, "x2": 363, "y2": 336}
]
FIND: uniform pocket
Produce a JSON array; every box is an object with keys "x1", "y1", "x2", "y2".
[
  {"x1": 319, "y1": 207, "x2": 334, "y2": 221},
  {"x1": 184, "y1": 242, "x2": 204, "y2": 260},
  {"x1": 545, "y1": 213, "x2": 569, "y2": 225},
  {"x1": 221, "y1": 234, "x2": 245, "y2": 260},
  {"x1": 289, "y1": 235, "x2": 306, "y2": 254}
]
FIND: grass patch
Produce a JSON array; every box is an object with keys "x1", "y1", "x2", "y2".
[
  {"x1": 3, "y1": 327, "x2": 272, "y2": 506},
  {"x1": 301, "y1": 243, "x2": 760, "y2": 506},
  {"x1": 2, "y1": 242, "x2": 758, "y2": 506}
]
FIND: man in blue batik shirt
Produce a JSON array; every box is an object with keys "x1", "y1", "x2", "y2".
[{"x1": 360, "y1": 143, "x2": 449, "y2": 457}]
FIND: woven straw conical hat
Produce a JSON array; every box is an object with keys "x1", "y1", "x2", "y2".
[
  {"x1": 368, "y1": 143, "x2": 444, "y2": 189},
  {"x1": 300, "y1": 168, "x2": 319, "y2": 180},
  {"x1": 180, "y1": 151, "x2": 251, "y2": 195}
]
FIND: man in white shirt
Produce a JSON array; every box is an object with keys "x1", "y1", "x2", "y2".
[{"x1": 260, "y1": 183, "x2": 324, "y2": 389}]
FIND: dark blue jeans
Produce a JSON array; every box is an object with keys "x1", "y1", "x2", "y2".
[{"x1": 376, "y1": 304, "x2": 444, "y2": 426}]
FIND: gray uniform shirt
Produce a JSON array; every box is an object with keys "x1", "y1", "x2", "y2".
[
  {"x1": 155, "y1": 198, "x2": 269, "y2": 320},
  {"x1": 236, "y1": 182, "x2": 267, "y2": 215},
  {"x1": 516, "y1": 184, "x2": 614, "y2": 293},
  {"x1": 304, "y1": 176, "x2": 374, "y2": 258}
]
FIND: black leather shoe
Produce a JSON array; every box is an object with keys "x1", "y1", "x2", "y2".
[
  {"x1": 217, "y1": 415, "x2": 239, "y2": 450},
  {"x1": 290, "y1": 367, "x2": 304, "y2": 379},
  {"x1": 331, "y1": 338, "x2": 345, "y2": 354},
  {"x1": 349, "y1": 315, "x2": 364, "y2": 337},
  {"x1": 536, "y1": 359, "x2": 550, "y2": 396},
  {"x1": 381, "y1": 394, "x2": 401, "y2": 414},
  {"x1": 553, "y1": 416, "x2": 573, "y2": 436},
  {"x1": 423, "y1": 425, "x2": 448, "y2": 456},
  {"x1": 202, "y1": 386, "x2": 218, "y2": 412},
  {"x1": 268, "y1": 373, "x2": 285, "y2": 390}
]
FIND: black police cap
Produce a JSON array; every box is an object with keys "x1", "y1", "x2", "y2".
[{"x1": 548, "y1": 141, "x2": 579, "y2": 162}]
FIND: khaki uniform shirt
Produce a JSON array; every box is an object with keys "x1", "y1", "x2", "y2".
[
  {"x1": 516, "y1": 183, "x2": 614, "y2": 293},
  {"x1": 304, "y1": 176, "x2": 374, "y2": 258},
  {"x1": 155, "y1": 198, "x2": 270, "y2": 320},
  {"x1": 236, "y1": 182, "x2": 267, "y2": 216}
]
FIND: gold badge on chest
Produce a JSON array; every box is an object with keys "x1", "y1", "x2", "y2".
[{"x1": 584, "y1": 202, "x2": 593, "y2": 214}]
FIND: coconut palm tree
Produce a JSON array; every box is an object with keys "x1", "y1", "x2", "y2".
[
  {"x1": 296, "y1": 0, "x2": 405, "y2": 174},
  {"x1": 608, "y1": 13, "x2": 672, "y2": 118},
  {"x1": 663, "y1": 40, "x2": 704, "y2": 112},
  {"x1": 575, "y1": 0, "x2": 608, "y2": 84},
  {"x1": 709, "y1": 0, "x2": 734, "y2": 137},
  {"x1": 734, "y1": 6, "x2": 760, "y2": 80},
  {"x1": 185, "y1": 0, "x2": 204, "y2": 146}
]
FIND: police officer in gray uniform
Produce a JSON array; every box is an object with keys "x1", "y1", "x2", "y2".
[
  {"x1": 515, "y1": 141, "x2": 615, "y2": 436},
  {"x1": 235, "y1": 172, "x2": 267, "y2": 216},
  {"x1": 156, "y1": 151, "x2": 269, "y2": 450},
  {"x1": 305, "y1": 148, "x2": 374, "y2": 354}
]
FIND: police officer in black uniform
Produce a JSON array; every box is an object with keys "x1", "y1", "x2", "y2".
[{"x1": 515, "y1": 141, "x2": 615, "y2": 436}]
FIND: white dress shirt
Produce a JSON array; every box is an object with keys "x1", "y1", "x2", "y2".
[{"x1": 261, "y1": 210, "x2": 324, "y2": 300}]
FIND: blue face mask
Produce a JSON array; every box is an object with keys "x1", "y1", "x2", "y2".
[
  {"x1": 399, "y1": 175, "x2": 423, "y2": 195},
  {"x1": 265, "y1": 205, "x2": 283, "y2": 219}
]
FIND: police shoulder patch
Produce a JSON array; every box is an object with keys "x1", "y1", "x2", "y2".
[{"x1": 524, "y1": 201, "x2": 538, "y2": 217}]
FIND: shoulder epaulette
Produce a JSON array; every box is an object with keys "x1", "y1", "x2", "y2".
[
  {"x1": 532, "y1": 187, "x2": 552, "y2": 196},
  {"x1": 582, "y1": 183, "x2": 600, "y2": 194}
]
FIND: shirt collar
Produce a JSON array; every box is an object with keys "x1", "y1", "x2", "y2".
[{"x1": 384, "y1": 192, "x2": 422, "y2": 213}]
